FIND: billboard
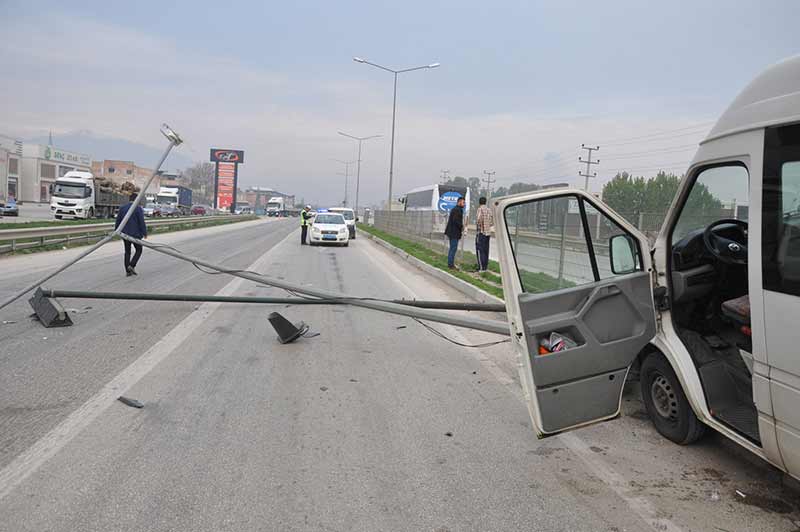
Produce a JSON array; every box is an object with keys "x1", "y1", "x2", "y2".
[{"x1": 210, "y1": 148, "x2": 244, "y2": 212}]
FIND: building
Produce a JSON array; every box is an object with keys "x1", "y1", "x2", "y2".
[
  {"x1": 21, "y1": 144, "x2": 91, "y2": 203},
  {"x1": 244, "y1": 186, "x2": 295, "y2": 211},
  {"x1": 91, "y1": 160, "x2": 159, "y2": 194},
  {"x1": 0, "y1": 135, "x2": 23, "y2": 202}
]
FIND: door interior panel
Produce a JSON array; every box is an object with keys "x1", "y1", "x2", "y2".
[
  {"x1": 517, "y1": 271, "x2": 656, "y2": 431},
  {"x1": 536, "y1": 368, "x2": 629, "y2": 433}
]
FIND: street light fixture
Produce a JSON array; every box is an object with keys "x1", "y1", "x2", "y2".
[
  {"x1": 332, "y1": 159, "x2": 356, "y2": 207},
  {"x1": 353, "y1": 56, "x2": 440, "y2": 210},
  {"x1": 338, "y1": 131, "x2": 382, "y2": 218}
]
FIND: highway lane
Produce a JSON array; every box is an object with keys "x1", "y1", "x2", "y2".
[
  {"x1": 0, "y1": 217, "x2": 295, "y2": 470},
  {"x1": 1, "y1": 223, "x2": 799, "y2": 531}
]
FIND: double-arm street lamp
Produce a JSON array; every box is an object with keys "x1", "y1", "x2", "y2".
[
  {"x1": 353, "y1": 57, "x2": 440, "y2": 210},
  {"x1": 338, "y1": 131, "x2": 382, "y2": 217}
]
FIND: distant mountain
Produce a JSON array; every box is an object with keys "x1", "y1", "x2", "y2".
[{"x1": 25, "y1": 130, "x2": 195, "y2": 172}]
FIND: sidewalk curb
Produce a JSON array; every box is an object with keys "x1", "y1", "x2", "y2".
[{"x1": 362, "y1": 232, "x2": 505, "y2": 306}]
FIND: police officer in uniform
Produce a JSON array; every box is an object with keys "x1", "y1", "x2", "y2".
[{"x1": 300, "y1": 205, "x2": 312, "y2": 245}]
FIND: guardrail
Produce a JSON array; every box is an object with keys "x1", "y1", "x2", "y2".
[{"x1": 0, "y1": 215, "x2": 242, "y2": 254}]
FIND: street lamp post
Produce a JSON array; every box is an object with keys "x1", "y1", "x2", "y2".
[
  {"x1": 338, "y1": 131, "x2": 381, "y2": 218},
  {"x1": 353, "y1": 57, "x2": 439, "y2": 211},
  {"x1": 332, "y1": 159, "x2": 356, "y2": 207}
]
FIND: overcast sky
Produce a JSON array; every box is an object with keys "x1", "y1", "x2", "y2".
[{"x1": 1, "y1": 0, "x2": 797, "y2": 205}]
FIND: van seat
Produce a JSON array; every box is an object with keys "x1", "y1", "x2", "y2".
[{"x1": 721, "y1": 295, "x2": 750, "y2": 326}]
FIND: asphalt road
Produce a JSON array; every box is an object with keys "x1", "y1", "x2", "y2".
[{"x1": 1, "y1": 219, "x2": 799, "y2": 531}]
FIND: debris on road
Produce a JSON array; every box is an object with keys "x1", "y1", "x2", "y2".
[
  {"x1": 396, "y1": 325, "x2": 407, "y2": 330},
  {"x1": 2, "y1": 320, "x2": 16, "y2": 324},
  {"x1": 320, "y1": 386, "x2": 328, "y2": 392},
  {"x1": 445, "y1": 432, "x2": 453, "y2": 437},
  {"x1": 735, "y1": 490, "x2": 746, "y2": 498},
  {"x1": 117, "y1": 396, "x2": 144, "y2": 409}
]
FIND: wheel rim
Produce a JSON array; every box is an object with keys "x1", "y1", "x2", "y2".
[{"x1": 650, "y1": 373, "x2": 679, "y2": 421}]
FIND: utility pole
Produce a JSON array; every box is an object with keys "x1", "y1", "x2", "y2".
[
  {"x1": 333, "y1": 159, "x2": 355, "y2": 207},
  {"x1": 482, "y1": 170, "x2": 496, "y2": 198},
  {"x1": 338, "y1": 132, "x2": 381, "y2": 217},
  {"x1": 440, "y1": 169, "x2": 450, "y2": 184},
  {"x1": 579, "y1": 144, "x2": 600, "y2": 191}
]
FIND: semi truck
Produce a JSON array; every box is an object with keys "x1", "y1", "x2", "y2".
[
  {"x1": 156, "y1": 186, "x2": 192, "y2": 216},
  {"x1": 50, "y1": 171, "x2": 129, "y2": 219},
  {"x1": 266, "y1": 196, "x2": 286, "y2": 216}
]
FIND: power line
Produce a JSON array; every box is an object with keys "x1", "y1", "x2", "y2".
[{"x1": 598, "y1": 120, "x2": 714, "y2": 146}]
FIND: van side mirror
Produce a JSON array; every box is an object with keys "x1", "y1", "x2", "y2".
[
  {"x1": 356, "y1": 217, "x2": 360, "y2": 222},
  {"x1": 609, "y1": 234, "x2": 639, "y2": 274}
]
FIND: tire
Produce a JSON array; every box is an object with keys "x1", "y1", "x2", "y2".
[
  {"x1": 87, "y1": 207, "x2": 95, "y2": 219},
  {"x1": 343, "y1": 242, "x2": 349, "y2": 247},
  {"x1": 640, "y1": 352, "x2": 706, "y2": 444}
]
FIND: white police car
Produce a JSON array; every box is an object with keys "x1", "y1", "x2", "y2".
[{"x1": 309, "y1": 211, "x2": 349, "y2": 246}]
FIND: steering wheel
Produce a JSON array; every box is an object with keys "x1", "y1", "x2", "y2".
[{"x1": 702, "y1": 219, "x2": 748, "y2": 265}]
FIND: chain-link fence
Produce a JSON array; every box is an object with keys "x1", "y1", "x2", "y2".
[{"x1": 373, "y1": 209, "x2": 457, "y2": 256}]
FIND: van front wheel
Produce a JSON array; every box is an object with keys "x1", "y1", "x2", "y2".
[{"x1": 640, "y1": 352, "x2": 706, "y2": 445}]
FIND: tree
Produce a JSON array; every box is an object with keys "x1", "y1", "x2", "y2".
[
  {"x1": 601, "y1": 170, "x2": 722, "y2": 228},
  {"x1": 602, "y1": 172, "x2": 647, "y2": 217},
  {"x1": 182, "y1": 162, "x2": 216, "y2": 204}
]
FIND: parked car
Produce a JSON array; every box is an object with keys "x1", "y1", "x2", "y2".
[
  {"x1": 309, "y1": 212, "x2": 349, "y2": 246},
  {"x1": 143, "y1": 202, "x2": 162, "y2": 217},
  {"x1": 0, "y1": 199, "x2": 19, "y2": 216}
]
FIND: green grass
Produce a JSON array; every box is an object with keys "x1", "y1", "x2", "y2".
[
  {"x1": 479, "y1": 270, "x2": 503, "y2": 284},
  {"x1": 358, "y1": 222, "x2": 576, "y2": 299},
  {"x1": 2, "y1": 215, "x2": 258, "y2": 256},
  {"x1": 358, "y1": 223, "x2": 504, "y2": 299}
]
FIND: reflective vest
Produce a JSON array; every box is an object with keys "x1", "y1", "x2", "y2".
[{"x1": 301, "y1": 211, "x2": 310, "y2": 226}]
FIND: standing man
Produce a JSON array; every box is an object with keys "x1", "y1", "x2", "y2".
[
  {"x1": 115, "y1": 193, "x2": 147, "y2": 277},
  {"x1": 300, "y1": 205, "x2": 312, "y2": 245},
  {"x1": 444, "y1": 196, "x2": 465, "y2": 270},
  {"x1": 475, "y1": 196, "x2": 493, "y2": 271}
]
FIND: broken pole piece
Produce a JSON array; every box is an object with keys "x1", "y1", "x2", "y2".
[
  {"x1": 267, "y1": 312, "x2": 309, "y2": 344},
  {"x1": 28, "y1": 288, "x2": 73, "y2": 328},
  {"x1": 117, "y1": 396, "x2": 144, "y2": 409}
]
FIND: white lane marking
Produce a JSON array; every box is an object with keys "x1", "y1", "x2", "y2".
[
  {"x1": 359, "y1": 238, "x2": 685, "y2": 532},
  {"x1": 0, "y1": 229, "x2": 295, "y2": 502}
]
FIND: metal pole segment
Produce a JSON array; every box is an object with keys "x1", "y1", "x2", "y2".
[
  {"x1": 42, "y1": 289, "x2": 506, "y2": 312},
  {"x1": 0, "y1": 133, "x2": 180, "y2": 312},
  {"x1": 118, "y1": 234, "x2": 511, "y2": 335},
  {"x1": 388, "y1": 72, "x2": 398, "y2": 211}
]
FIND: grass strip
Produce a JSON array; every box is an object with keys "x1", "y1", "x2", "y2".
[{"x1": 358, "y1": 223, "x2": 504, "y2": 300}]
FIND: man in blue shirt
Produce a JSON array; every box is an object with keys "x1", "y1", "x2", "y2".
[{"x1": 115, "y1": 193, "x2": 148, "y2": 276}]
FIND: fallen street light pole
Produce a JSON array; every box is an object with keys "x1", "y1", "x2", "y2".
[
  {"x1": 117, "y1": 233, "x2": 511, "y2": 336},
  {"x1": 0, "y1": 124, "x2": 183, "y2": 313},
  {"x1": 40, "y1": 289, "x2": 507, "y2": 312}
]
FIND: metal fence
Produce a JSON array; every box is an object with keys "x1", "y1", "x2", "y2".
[
  {"x1": 373, "y1": 210, "x2": 457, "y2": 256},
  {"x1": 0, "y1": 215, "x2": 242, "y2": 254}
]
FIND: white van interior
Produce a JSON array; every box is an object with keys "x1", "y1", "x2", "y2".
[{"x1": 666, "y1": 164, "x2": 758, "y2": 442}]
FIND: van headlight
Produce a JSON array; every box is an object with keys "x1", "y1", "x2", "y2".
[
  {"x1": 339, "y1": 227, "x2": 347, "y2": 234},
  {"x1": 312, "y1": 227, "x2": 321, "y2": 234}
]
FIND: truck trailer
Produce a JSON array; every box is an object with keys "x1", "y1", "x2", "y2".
[
  {"x1": 50, "y1": 171, "x2": 129, "y2": 219},
  {"x1": 157, "y1": 186, "x2": 192, "y2": 216}
]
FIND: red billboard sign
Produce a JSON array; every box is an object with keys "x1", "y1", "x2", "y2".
[{"x1": 211, "y1": 148, "x2": 244, "y2": 212}]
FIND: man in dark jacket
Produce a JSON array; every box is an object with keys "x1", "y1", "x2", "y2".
[
  {"x1": 444, "y1": 197, "x2": 465, "y2": 269},
  {"x1": 115, "y1": 193, "x2": 148, "y2": 276}
]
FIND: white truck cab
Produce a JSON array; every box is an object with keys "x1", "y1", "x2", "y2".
[{"x1": 495, "y1": 56, "x2": 800, "y2": 479}]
